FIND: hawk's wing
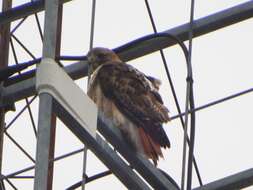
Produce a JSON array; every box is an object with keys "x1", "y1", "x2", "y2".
[{"x1": 96, "y1": 62, "x2": 170, "y2": 149}]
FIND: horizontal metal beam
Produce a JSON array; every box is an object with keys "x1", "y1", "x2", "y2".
[
  {"x1": 53, "y1": 99, "x2": 150, "y2": 190},
  {"x1": 194, "y1": 168, "x2": 253, "y2": 190},
  {"x1": 0, "y1": 0, "x2": 73, "y2": 26},
  {"x1": 2, "y1": 62, "x2": 86, "y2": 105},
  {"x1": 2, "y1": 0, "x2": 253, "y2": 106},
  {"x1": 5, "y1": 0, "x2": 253, "y2": 85}
]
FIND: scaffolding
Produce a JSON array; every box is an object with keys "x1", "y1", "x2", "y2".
[{"x1": 0, "y1": 0, "x2": 253, "y2": 189}]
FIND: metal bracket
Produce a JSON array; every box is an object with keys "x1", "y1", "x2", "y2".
[{"x1": 36, "y1": 58, "x2": 97, "y2": 138}]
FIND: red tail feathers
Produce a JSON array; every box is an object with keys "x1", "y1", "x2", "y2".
[{"x1": 138, "y1": 127, "x2": 164, "y2": 166}]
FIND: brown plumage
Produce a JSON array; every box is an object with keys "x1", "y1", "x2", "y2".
[{"x1": 87, "y1": 47, "x2": 170, "y2": 165}]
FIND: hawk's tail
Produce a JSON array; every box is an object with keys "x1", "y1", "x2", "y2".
[{"x1": 138, "y1": 127, "x2": 164, "y2": 166}]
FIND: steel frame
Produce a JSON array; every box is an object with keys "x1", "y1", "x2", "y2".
[
  {"x1": 54, "y1": 99, "x2": 177, "y2": 190},
  {"x1": 193, "y1": 168, "x2": 253, "y2": 190},
  {"x1": 0, "y1": 0, "x2": 72, "y2": 26},
  {"x1": 2, "y1": 1, "x2": 253, "y2": 103},
  {"x1": 33, "y1": 0, "x2": 64, "y2": 189},
  {"x1": 0, "y1": 0, "x2": 252, "y2": 189},
  {"x1": 0, "y1": 1, "x2": 13, "y2": 190}
]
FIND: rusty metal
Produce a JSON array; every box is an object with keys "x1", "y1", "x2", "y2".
[
  {"x1": 0, "y1": 0, "x2": 12, "y2": 189},
  {"x1": 47, "y1": 4, "x2": 63, "y2": 190}
]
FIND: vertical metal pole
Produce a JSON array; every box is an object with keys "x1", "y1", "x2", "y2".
[
  {"x1": 186, "y1": 0, "x2": 196, "y2": 189},
  {"x1": 34, "y1": 0, "x2": 60, "y2": 189},
  {"x1": 41, "y1": 0, "x2": 60, "y2": 58},
  {"x1": 46, "y1": 4, "x2": 63, "y2": 190},
  {"x1": 0, "y1": 112, "x2": 5, "y2": 190},
  {"x1": 34, "y1": 93, "x2": 54, "y2": 190},
  {"x1": 46, "y1": 113, "x2": 56, "y2": 190},
  {"x1": 81, "y1": 148, "x2": 87, "y2": 190},
  {"x1": 81, "y1": 1, "x2": 96, "y2": 189},
  {"x1": 0, "y1": 0, "x2": 12, "y2": 189}
]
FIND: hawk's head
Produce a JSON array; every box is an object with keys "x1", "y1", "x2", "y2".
[{"x1": 87, "y1": 47, "x2": 121, "y2": 74}]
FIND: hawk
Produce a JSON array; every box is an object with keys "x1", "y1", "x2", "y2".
[{"x1": 87, "y1": 47, "x2": 170, "y2": 165}]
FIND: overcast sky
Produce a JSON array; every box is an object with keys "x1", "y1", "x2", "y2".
[{"x1": 2, "y1": 0, "x2": 253, "y2": 189}]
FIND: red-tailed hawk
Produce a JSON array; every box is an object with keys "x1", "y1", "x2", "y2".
[{"x1": 87, "y1": 47, "x2": 170, "y2": 165}]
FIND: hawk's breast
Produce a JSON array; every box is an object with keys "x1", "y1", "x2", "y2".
[{"x1": 88, "y1": 80, "x2": 145, "y2": 155}]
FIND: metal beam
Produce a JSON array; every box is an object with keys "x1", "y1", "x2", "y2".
[
  {"x1": 0, "y1": 0, "x2": 12, "y2": 189},
  {"x1": 97, "y1": 113, "x2": 179, "y2": 190},
  {"x1": 3, "y1": 0, "x2": 253, "y2": 86},
  {"x1": 34, "y1": 0, "x2": 61, "y2": 189},
  {"x1": 116, "y1": 0, "x2": 253, "y2": 61},
  {"x1": 2, "y1": 1, "x2": 253, "y2": 107},
  {"x1": 53, "y1": 100, "x2": 151, "y2": 190},
  {"x1": 193, "y1": 168, "x2": 253, "y2": 190},
  {"x1": 34, "y1": 93, "x2": 54, "y2": 190},
  {"x1": 46, "y1": 3, "x2": 63, "y2": 190},
  {"x1": 4, "y1": 0, "x2": 253, "y2": 86},
  {"x1": 0, "y1": 0, "x2": 73, "y2": 26}
]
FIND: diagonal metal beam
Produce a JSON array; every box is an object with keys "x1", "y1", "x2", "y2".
[
  {"x1": 4, "y1": 0, "x2": 253, "y2": 87},
  {"x1": 2, "y1": 1, "x2": 253, "y2": 107},
  {"x1": 3, "y1": 0, "x2": 253, "y2": 85},
  {"x1": 0, "y1": 147, "x2": 84, "y2": 181},
  {"x1": 193, "y1": 168, "x2": 253, "y2": 190},
  {"x1": 0, "y1": 0, "x2": 73, "y2": 26},
  {"x1": 53, "y1": 99, "x2": 151, "y2": 190},
  {"x1": 97, "y1": 113, "x2": 179, "y2": 190},
  {"x1": 116, "y1": 0, "x2": 253, "y2": 61}
]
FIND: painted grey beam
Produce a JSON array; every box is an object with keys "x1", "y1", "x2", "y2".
[
  {"x1": 2, "y1": 63, "x2": 86, "y2": 105},
  {"x1": 42, "y1": 1, "x2": 60, "y2": 58},
  {"x1": 2, "y1": 0, "x2": 253, "y2": 106},
  {"x1": 53, "y1": 100, "x2": 150, "y2": 190},
  {"x1": 3, "y1": 77, "x2": 36, "y2": 105},
  {"x1": 0, "y1": 0, "x2": 73, "y2": 26},
  {"x1": 46, "y1": 3, "x2": 64, "y2": 190},
  {"x1": 34, "y1": 93, "x2": 54, "y2": 190},
  {"x1": 193, "y1": 168, "x2": 253, "y2": 190},
  {"x1": 34, "y1": 0, "x2": 61, "y2": 189}
]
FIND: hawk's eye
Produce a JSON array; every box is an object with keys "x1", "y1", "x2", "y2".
[{"x1": 98, "y1": 53, "x2": 106, "y2": 59}]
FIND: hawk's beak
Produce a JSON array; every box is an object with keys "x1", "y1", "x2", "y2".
[
  {"x1": 86, "y1": 56, "x2": 94, "y2": 74},
  {"x1": 87, "y1": 54, "x2": 92, "y2": 64}
]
